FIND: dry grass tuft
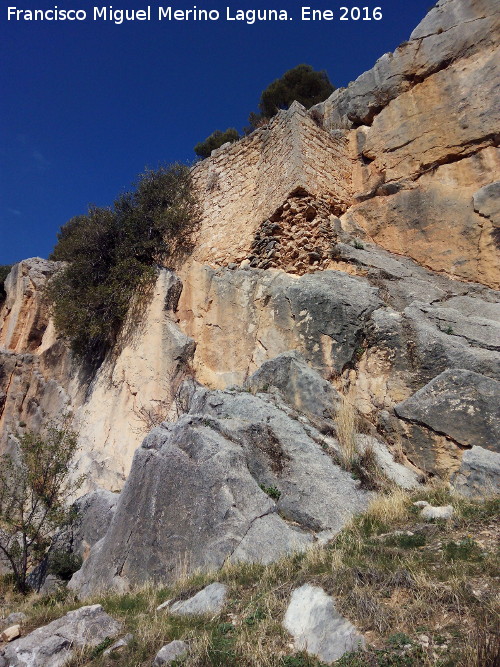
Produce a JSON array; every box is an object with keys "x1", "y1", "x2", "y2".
[
  {"x1": 335, "y1": 390, "x2": 358, "y2": 470},
  {"x1": 364, "y1": 486, "x2": 409, "y2": 525},
  {"x1": 2, "y1": 492, "x2": 498, "y2": 666}
]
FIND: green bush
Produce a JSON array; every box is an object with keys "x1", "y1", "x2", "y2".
[
  {"x1": 248, "y1": 64, "x2": 334, "y2": 128},
  {"x1": 0, "y1": 265, "x2": 12, "y2": 305},
  {"x1": 194, "y1": 128, "x2": 240, "y2": 159},
  {"x1": 47, "y1": 163, "x2": 197, "y2": 362},
  {"x1": 48, "y1": 549, "x2": 83, "y2": 581},
  {"x1": 0, "y1": 423, "x2": 84, "y2": 593}
]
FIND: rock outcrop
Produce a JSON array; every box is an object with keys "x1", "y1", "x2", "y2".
[
  {"x1": 0, "y1": 263, "x2": 195, "y2": 491},
  {"x1": 0, "y1": 605, "x2": 121, "y2": 667},
  {"x1": 452, "y1": 446, "x2": 500, "y2": 497},
  {"x1": 317, "y1": 0, "x2": 500, "y2": 288},
  {"x1": 0, "y1": 0, "x2": 498, "y2": 596},
  {"x1": 284, "y1": 584, "x2": 365, "y2": 663},
  {"x1": 69, "y1": 374, "x2": 373, "y2": 597}
]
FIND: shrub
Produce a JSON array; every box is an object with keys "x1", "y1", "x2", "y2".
[
  {"x1": 0, "y1": 264, "x2": 12, "y2": 305},
  {"x1": 0, "y1": 423, "x2": 85, "y2": 593},
  {"x1": 259, "y1": 484, "x2": 281, "y2": 500},
  {"x1": 48, "y1": 549, "x2": 83, "y2": 581},
  {"x1": 47, "y1": 163, "x2": 198, "y2": 362},
  {"x1": 194, "y1": 128, "x2": 240, "y2": 159},
  {"x1": 248, "y1": 64, "x2": 334, "y2": 128}
]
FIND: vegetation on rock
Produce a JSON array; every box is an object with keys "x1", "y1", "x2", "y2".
[
  {"x1": 47, "y1": 163, "x2": 198, "y2": 362},
  {"x1": 194, "y1": 64, "x2": 334, "y2": 156},
  {"x1": 194, "y1": 128, "x2": 241, "y2": 159},
  {"x1": 248, "y1": 64, "x2": 334, "y2": 130},
  {"x1": 0, "y1": 423, "x2": 84, "y2": 593}
]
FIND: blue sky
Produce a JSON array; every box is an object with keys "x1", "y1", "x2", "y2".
[{"x1": 0, "y1": 1, "x2": 428, "y2": 265}]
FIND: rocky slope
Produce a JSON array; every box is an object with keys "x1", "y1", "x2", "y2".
[{"x1": 0, "y1": 0, "x2": 498, "y2": 599}]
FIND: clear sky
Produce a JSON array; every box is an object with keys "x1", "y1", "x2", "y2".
[{"x1": 0, "y1": 1, "x2": 428, "y2": 265}]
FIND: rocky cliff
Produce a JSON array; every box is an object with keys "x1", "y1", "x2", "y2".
[{"x1": 0, "y1": 0, "x2": 498, "y2": 595}]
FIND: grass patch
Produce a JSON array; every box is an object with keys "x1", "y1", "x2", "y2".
[{"x1": 2, "y1": 489, "x2": 498, "y2": 666}]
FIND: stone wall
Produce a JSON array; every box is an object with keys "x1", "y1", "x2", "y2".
[{"x1": 191, "y1": 102, "x2": 352, "y2": 267}]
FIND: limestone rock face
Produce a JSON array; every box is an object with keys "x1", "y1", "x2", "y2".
[
  {"x1": 0, "y1": 258, "x2": 61, "y2": 353},
  {"x1": 395, "y1": 370, "x2": 500, "y2": 451},
  {"x1": 314, "y1": 0, "x2": 500, "y2": 287},
  {"x1": 314, "y1": 0, "x2": 500, "y2": 128},
  {"x1": 28, "y1": 487, "x2": 120, "y2": 591},
  {"x1": 284, "y1": 584, "x2": 364, "y2": 663},
  {"x1": 452, "y1": 446, "x2": 500, "y2": 497},
  {"x1": 0, "y1": 268, "x2": 196, "y2": 491},
  {"x1": 178, "y1": 262, "x2": 382, "y2": 387},
  {"x1": 244, "y1": 350, "x2": 342, "y2": 424},
  {"x1": 0, "y1": 0, "x2": 499, "y2": 598},
  {"x1": 69, "y1": 383, "x2": 372, "y2": 597},
  {"x1": 0, "y1": 605, "x2": 121, "y2": 667}
]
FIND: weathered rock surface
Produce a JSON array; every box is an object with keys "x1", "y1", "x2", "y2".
[
  {"x1": 27, "y1": 487, "x2": 119, "y2": 592},
  {"x1": 153, "y1": 641, "x2": 189, "y2": 666},
  {"x1": 395, "y1": 370, "x2": 500, "y2": 451},
  {"x1": 284, "y1": 584, "x2": 365, "y2": 663},
  {"x1": 178, "y1": 262, "x2": 382, "y2": 387},
  {"x1": 169, "y1": 583, "x2": 228, "y2": 616},
  {"x1": 0, "y1": 266, "x2": 196, "y2": 491},
  {"x1": 452, "y1": 446, "x2": 500, "y2": 497},
  {"x1": 0, "y1": 0, "x2": 499, "y2": 606},
  {"x1": 103, "y1": 633, "x2": 134, "y2": 656},
  {"x1": 311, "y1": 0, "x2": 500, "y2": 288},
  {"x1": 244, "y1": 351, "x2": 341, "y2": 426},
  {"x1": 0, "y1": 605, "x2": 121, "y2": 667},
  {"x1": 355, "y1": 435, "x2": 420, "y2": 490},
  {"x1": 0, "y1": 614, "x2": 26, "y2": 632},
  {"x1": 314, "y1": 0, "x2": 500, "y2": 128},
  {"x1": 69, "y1": 383, "x2": 372, "y2": 597},
  {"x1": 0, "y1": 258, "x2": 61, "y2": 353},
  {"x1": 69, "y1": 488, "x2": 119, "y2": 558},
  {"x1": 0, "y1": 625, "x2": 20, "y2": 643},
  {"x1": 474, "y1": 181, "x2": 500, "y2": 226}
]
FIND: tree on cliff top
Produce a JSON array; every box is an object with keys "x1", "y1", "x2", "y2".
[
  {"x1": 248, "y1": 64, "x2": 334, "y2": 129},
  {"x1": 193, "y1": 64, "x2": 334, "y2": 155},
  {"x1": 0, "y1": 423, "x2": 84, "y2": 593}
]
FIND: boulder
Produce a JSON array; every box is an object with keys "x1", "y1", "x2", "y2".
[
  {"x1": 0, "y1": 605, "x2": 121, "y2": 667},
  {"x1": 103, "y1": 633, "x2": 134, "y2": 656},
  {"x1": 245, "y1": 351, "x2": 341, "y2": 426},
  {"x1": 395, "y1": 370, "x2": 500, "y2": 451},
  {"x1": 452, "y1": 446, "x2": 500, "y2": 498},
  {"x1": 153, "y1": 640, "x2": 189, "y2": 666},
  {"x1": 1, "y1": 626, "x2": 20, "y2": 643},
  {"x1": 169, "y1": 583, "x2": 227, "y2": 616},
  {"x1": 69, "y1": 386, "x2": 371, "y2": 597},
  {"x1": 0, "y1": 614, "x2": 26, "y2": 632},
  {"x1": 415, "y1": 502, "x2": 454, "y2": 521},
  {"x1": 283, "y1": 584, "x2": 364, "y2": 663}
]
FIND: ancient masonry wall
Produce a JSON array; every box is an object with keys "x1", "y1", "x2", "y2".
[{"x1": 191, "y1": 102, "x2": 353, "y2": 267}]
